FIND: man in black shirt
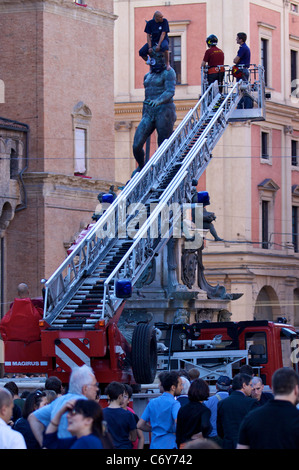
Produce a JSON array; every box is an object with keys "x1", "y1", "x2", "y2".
[
  {"x1": 217, "y1": 373, "x2": 258, "y2": 449},
  {"x1": 251, "y1": 376, "x2": 273, "y2": 405},
  {"x1": 237, "y1": 367, "x2": 299, "y2": 449},
  {"x1": 139, "y1": 11, "x2": 170, "y2": 70}
]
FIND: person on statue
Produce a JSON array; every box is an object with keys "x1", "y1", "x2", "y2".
[
  {"x1": 133, "y1": 48, "x2": 176, "y2": 171},
  {"x1": 139, "y1": 11, "x2": 170, "y2": 70}
]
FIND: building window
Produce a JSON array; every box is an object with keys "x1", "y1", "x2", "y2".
[
  {"x1": 262, "y1": 200, "x2": 269, "y2": 249},
  {"x1": 168, "y1": 20, "x2": 190, "y2": 85},
  {"x1": 74, "y1": 128, "x2": 87, "y2": 174},
  {"x1": 261, "y1": 131, "x2": 269, "y2": 159},
  {"x1": 261, "y1": 38, "x2": 269, "y2": 86},
  {"x1": 292, "y1": 140, "x2": 298, "y2": 166},
  {"x1": 169, "y1": 36, "x2": 181, "y2": 84},
  {"x1": 291, "y1": 3, "x2": 298, "y2": 13},
  {"x1": 292, "y1": 206, "x2": 298, "y2": 252},
  {"x1": 72, "y1": 102, "x2": 92, "y2": 176},
  {"x1": 291, "y1": 50, "x2": 298, "y2": 96},
  {"x1": 10, "y1": 148, "x2": 18, "y2": 179}
]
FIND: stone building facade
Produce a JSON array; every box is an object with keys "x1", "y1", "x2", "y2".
[
  {"x1": 0, "y1": 0, "x2": 118, "y2": 313},
  {"x1": 113, "y1": 0, "x2": 299, "y2": 326}
]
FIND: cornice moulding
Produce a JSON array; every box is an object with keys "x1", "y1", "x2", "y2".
[{"x1": 0, "y1": 0, "x2": 117, "y2": 23}]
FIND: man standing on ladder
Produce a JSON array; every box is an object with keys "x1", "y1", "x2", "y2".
[
  {"x1": 201, "y1": 35, "x2": 225, "y2": 92},
  {"x1": 233, "y1": 32, "x2": 253, "y2": 109}
]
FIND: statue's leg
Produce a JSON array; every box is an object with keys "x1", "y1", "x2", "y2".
[
  {"x1": 155, "y1": 104, "x2": 177, "y2": 146},
  {"x1": 133, "y1": 116, "x2": 155, "y2": 168}
]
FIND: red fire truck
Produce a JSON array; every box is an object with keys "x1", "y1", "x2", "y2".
[
  {"x1": 1, "y1": 296, "x2": 298, "y2": 387},
  {"x1": 155, "y1": 319, "x2": 299, "y2": 386}
]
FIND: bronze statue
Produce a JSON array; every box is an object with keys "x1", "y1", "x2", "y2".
[{"x1": 133, "y1": 48, "x2": 176, "y2": 170}]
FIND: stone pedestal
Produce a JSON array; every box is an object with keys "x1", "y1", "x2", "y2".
[{"x1": 121, "y1": 232, "x2": 236, "y2": 329}]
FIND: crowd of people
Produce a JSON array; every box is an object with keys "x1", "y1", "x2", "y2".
[{"x1": 1, "y1": 363, "x2": 299, "y2": 449}]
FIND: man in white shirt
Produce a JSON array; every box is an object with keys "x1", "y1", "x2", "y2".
[{"x1": 0, "y1": 387, "x2": 26, "y2": 449}]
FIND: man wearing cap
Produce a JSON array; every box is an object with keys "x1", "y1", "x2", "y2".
[{"x1": 204, "y1": 376, "x2": 231, "y2": 446}]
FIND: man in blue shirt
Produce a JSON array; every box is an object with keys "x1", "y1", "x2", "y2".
[
  {"x1": 234, "y1": 32, "x2": 251, "y2": 69},
  {"x1": 233, "y1": 32, "x2": 252, "y2": 108},
  {"x1": 137, "y1": 371, "x2": 183, "y2": 449},
  {"x1": 28, "y1": 365, "x2": 99, "y2": 446},
  {"x1": 204, "y1": 375, "x2": 231, "y2": 447},
  {"x1": 139, "y1": 11, "x2": 170, "y2": 70}
]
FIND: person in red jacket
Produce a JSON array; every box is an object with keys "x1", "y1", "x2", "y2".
[{"x1": 201, "y1": 35, "x2": 225, "y2": 92}]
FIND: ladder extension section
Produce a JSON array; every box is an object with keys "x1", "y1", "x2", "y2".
[{"x1": 43, "y1": 65, "x2": 265, "y2": 330}]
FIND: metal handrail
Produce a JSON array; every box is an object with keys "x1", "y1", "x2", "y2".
[
  {"x1": 101, "y1": 82, "x2": 242, "y2": 318},
  {"x1": 43, "y1": 82, "x2": 220, "y2": 318}
]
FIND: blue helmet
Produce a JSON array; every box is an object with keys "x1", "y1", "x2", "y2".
[{"x1": 206, "y1": 34, "x2": 218, "y2": 46}]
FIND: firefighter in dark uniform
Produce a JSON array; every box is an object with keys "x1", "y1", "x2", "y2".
[{"x1": 201, "y1": 35, "x2": 225, "y2": 92}]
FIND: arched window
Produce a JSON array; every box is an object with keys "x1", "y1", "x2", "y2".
[
  {"x1": 72, "y1": 102, "x2": 92, "y2": 175},
  {"x1": 254, "y1": 285, "x2": 280, "y2": 321}
]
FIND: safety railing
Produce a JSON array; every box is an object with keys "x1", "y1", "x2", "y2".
[
  {"x1": 201, "y1": 64, "x2": 265, "y2": 121},
  {"x1": 100, "y1": 82, "x2": 242, "y2": 318},
  {"x1": 43, "y1": 81, "x2": 221, "y2": 319}
]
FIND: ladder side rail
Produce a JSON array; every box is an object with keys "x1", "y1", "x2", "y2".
[
  {"x1": 84, "y1": 81, "x2": 217, "y2": 255},
  {"x1": 85, "y1": 80, "x2": 216, "y2": 243},
  {"x1": 101, "y1": 169, "x2": 190, "y2": 318},
  {"x1": 82, "y1": 83, "x2": 220, "y2": 268},
  {"x1": 101, "y1": 82, "x2": 242, "y2": 318},
  {"x1": 43, "y1": 83, "x2": 221, "y2": 318}
]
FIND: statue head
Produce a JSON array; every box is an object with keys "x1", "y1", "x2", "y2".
[{"x1": 150, "y1": 47, "x2": 166, "y2": 74}]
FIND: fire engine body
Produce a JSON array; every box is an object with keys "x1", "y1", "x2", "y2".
[
  {"x1": 155, "y1": 320, "x2": 299, "y2": 385},
  {"x1": 1, "y1": 301, "x2": 133, "y2": 385},
  {"x1": 2, "y1": 302, "x2": 299, "y2": 388},
  {"x1": 0, "y1": 66, "x2": 288, "y2": 388}
]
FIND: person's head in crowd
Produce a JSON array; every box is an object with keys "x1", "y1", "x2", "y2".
[
  {"x1": 68, "y1": 365, "x2": 99, "y2": 400},
  {"x1": 45, "y1": 376, "x2": 63, "y2": 396},
  {"x1": 67, "y1": 399, "x2": 104, "y2": 439},
  {"x1": 180, "y1": 376, "x2": 191, "y2": 396},
  {"x1": 184, "y1": 437, "x2": 221, "y2": 449},
  {"x1": 232, "y1": 373, "x2": 253, "y2": 396},
  {"x1": 0, "y1": 387, "x2": 14, "y2": 424},
  {"x1": 272, "y1": 367, "x2": 299, "y2": 404},
  {"x1": 188, "y1": 368, "x2": 200, "y2": 382},
  {"x1": 159, "y1": 371, "x2": 183, "y2": 396},
  {"x1": 158, "y1": 371, "x2": 168, "y2": 393},
  {"x1": 44, "y1": 390, "x2": 57, "y2": 404},
  {"x1": 4, "y1": 381, "x2": 19, "y2": 398},
  {"x1": 121, "y1": 384, "x2": 133, "y2": 409},
  {"x1": 251, "y1": 376, "x2": 265, "y2": 401},
  {"x1": 22, "y1": 390, "x2": 47, "y2": 419},
  {"x1": 17, "y1": 283, "x2": 30, "y2": 298},
  {"x1": 105, "y1": 382, "x2": 126, "y2": 404},
  {"x1": 188, "y1": 378, "x2": 210, "y2": 403},
  {"x1": 216, "y1": 375, "x2": 231, "y2": 392}
]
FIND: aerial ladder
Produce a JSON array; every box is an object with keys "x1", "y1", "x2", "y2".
[{"x1": 2, "y1": 65, "x2": 266, "y2": 386}]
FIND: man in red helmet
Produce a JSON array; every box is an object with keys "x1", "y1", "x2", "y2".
[{"x1": 201, "y1": 35, "x2": 225, "y2": 92}]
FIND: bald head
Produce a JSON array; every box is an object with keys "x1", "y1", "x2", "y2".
[
  {"x1": 17, "y1": 283, "x2": 30, "y2": 298},
  {"x1": 154, "y1": 11, "x2": 164, "y2": 22},
  {"x1": 0, "y1": 388, "x2": 13, "y2": 423}
]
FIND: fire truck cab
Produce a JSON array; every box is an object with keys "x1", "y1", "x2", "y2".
[{"x1": 155, "y1": 320, "x2": 299, "y2": 385}]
